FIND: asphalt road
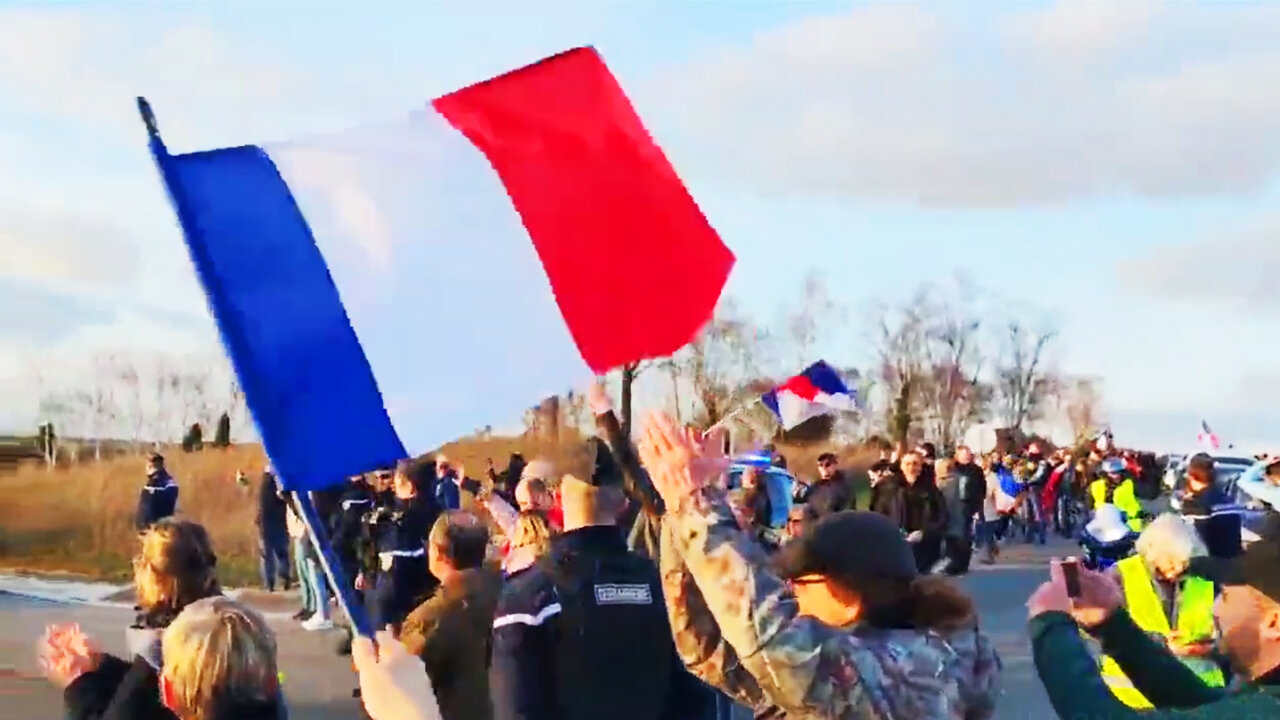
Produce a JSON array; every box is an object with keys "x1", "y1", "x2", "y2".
[{"x1": 0, "y1": 542, "x2": 1065, "y2": 720}]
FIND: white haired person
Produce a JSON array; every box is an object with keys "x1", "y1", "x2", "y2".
[
  {"x1": 1026, "y1": 514, "x2": 1280, "y2": 719},
  {"x1": 42, "y1": 519, "x2": 221, "y2": 720},
  {"x1": 1095, "y1": 513, "x2": 1225, "y2": 708}
]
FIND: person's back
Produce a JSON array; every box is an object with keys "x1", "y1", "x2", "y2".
[
  {"x1": 257, "y1": 474, "x2": 288, "y2": 535},
  {"x1": 490, "y1": 438, "x2": 704, "y2": 720},
  {"x1": 491, "y1": 527, "x2": 683, "y2": 720}
]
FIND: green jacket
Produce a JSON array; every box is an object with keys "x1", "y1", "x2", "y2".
[{"x1": 1029, "y1": 609, "x2": 1280, "y2": 719}]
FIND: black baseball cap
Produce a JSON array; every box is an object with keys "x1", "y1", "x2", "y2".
[
  {"x1": 1189, "y1": 515, "x2": 1280, "y2": 604},
  {"x1": 775, "y1": 511, "x2": 917, "y2": 587}
]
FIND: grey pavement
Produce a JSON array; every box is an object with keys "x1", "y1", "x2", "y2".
[{"x1": 0, "y1": 537, "x2": 1069, "y2": 720}]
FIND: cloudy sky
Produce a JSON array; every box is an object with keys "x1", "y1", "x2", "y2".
[{"x1": 0, "y1": 1, "x2": 1276, "y2": 452}]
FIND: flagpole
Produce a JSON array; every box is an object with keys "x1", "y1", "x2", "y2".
[
  {"x1": 293, "y1": 490, "x2": 373, "y2": 638},
  {"x1": 135, "y1": 99, "x2": 374, "y2": 639},
  {"x1": 702, "y1": 397, "x2": 763, "y2": 438}
]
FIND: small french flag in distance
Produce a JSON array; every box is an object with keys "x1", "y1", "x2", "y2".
[
  {"x1": 1198, "y1": 420, "x2": 1221, "y2": 451},
  {"x1": 762, "y1": 361, "x2": 858, "y2": 431},
  {"x1": 141, "y1": 47, "x2": 735, "y2": 492}
]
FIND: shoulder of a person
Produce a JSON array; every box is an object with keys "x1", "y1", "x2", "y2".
[{"x1": 496, "y1": 564, "x2": 557, "y2": 614}]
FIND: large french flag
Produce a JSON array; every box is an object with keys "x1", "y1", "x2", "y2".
[
  {"x1": 144, "y1": 47, "x2": 734, "y2": 491},
  {"x1": 761, "y1": 361, "x2": 857, "y2": 430}
]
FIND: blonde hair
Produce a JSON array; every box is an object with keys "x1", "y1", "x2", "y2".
[
  {"x1": 1136, "y1": 513, "x2": 1207, "y2": 569},
  {"x1": 134, "y1": 520, "x2": 220, "y2": 614},
  {"x1": 161, "y1": 597, "x2": 278, "y2": 720},
  {"x1": 935, "y1": 458, "x2": 954, "y2": 477},
  {"x1": 509, "y1": 509, "x2": 556, "y2": 556}
]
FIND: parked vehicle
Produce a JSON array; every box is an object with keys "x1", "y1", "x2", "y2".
[{"x1": 725, "y1": 461, "x2": 796, "y2": 530}]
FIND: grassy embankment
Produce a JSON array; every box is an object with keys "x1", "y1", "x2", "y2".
[{"x1": 0, "y1": 436, "x2": 874, "y2": 587}]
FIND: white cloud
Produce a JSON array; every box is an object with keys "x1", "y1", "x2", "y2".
[
  {"x1": 653, "y1": 2, "x2": 1280, "y2": 206},
  {"x1": 0, "y1": 206, "x2": 141, "y2": 292},
  {"x1": 1007, "y1": 1, "x2": 1162, "y2": 59},
  {"x1": 0, "y1": 306, "x2": 221, "y2": 432},
  {"x1": 0, "y1": 8, "x2": 351, "y2": 148},
  {"x1": 1120, "y1": 214, "x2": 1280, "y2": 314}
]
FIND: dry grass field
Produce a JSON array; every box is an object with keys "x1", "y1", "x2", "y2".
[{"x1": 0, "y1": 433, "x2": 876, "y2": 586}]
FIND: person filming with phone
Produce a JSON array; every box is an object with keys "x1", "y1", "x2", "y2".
[{"x1": 1027, "y1": 514, "x2": 1280, "y2": 719}]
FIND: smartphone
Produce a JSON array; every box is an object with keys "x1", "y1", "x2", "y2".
[{"x1": 1060, "y1": 557, "x2": 1082, "y2": 599}]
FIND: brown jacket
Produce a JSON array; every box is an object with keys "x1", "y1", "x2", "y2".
[{"x1": 399, "y1": 563, "x2": 503, "y2": 720}]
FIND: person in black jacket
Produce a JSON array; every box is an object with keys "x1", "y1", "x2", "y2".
[
  {"x1": 332, "y1": 474, "x2": 375, "y2": 598},
  {"x1": 360, "y1": 460, "x2": 435, "y2": 632},
  {"x1": 255, "y1": 468, "x2": 292, "y2": 592},
  {"x1": 948, "y1": 446, "x2": 986, "y2": 574},
  {"x1": 868, "y1": 459, "x2": 906, "y2": 526},
  {"x1": 136, "y1": 453, "x2": 179, "y2": 531},
  {"x1": 899, "y1": 451, "x2": 949, "y2": 573},
  {"x1": 42, "y1": 520, "x2": 223, "y2": 720},
  {"x1": 1179, "y1": 453, "x2": 1243, "y2": 559},
  {"x1": 489, "y1": 437, "x2": 706, "y2": 720},
  {"x1": 801, "y1": 452, "x2": 857, "y2": 517},
  {"x1": 487, "y1": 454, "x2": 524, "y2": 508}
]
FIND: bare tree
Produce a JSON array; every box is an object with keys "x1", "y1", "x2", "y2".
[
  {"x1": 113, "y1": 356, "x2": 146, "y2": 449},
  {"x1": 36, "y1": 392, "x2": 73, "y2": 468},
  {"x1": 227, "y1": 374, "x2": 248, "y2": 441},
  {"x1": 994, "y1": 320, "x2": 1057, "y2": 432},
  {"x1": 176, "y1": 364, "x2": 214, "y2": 433},
  {"x1": 1058, "y1": 376, "x2": 1105, "y2": 445},
  {"x1": 671, "y1": 298, "x2": 765, "y2": 427},
  {"x1": 872, "y1": 290, "x2": 933, "y2": 447},
  {"x1": 918, "y1": 279, "x2": 989, "y2": 451},
  {"x1": 89, "y1": 354, "x2": 121, "y2": 459},
  {"x1": 616, "y1": 360, "x2": 655, "y2": 439},
  {"x1": 782, "y1": 271, "x2": 844, "y2": 369}
]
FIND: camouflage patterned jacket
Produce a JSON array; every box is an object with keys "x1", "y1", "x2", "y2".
[{"x1": 659, "y1": 485, "x2": 1003, "y2": 719}]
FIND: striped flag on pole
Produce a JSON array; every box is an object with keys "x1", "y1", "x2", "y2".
[{"x1": 1197, "y1": 420, "x2": 1221, "y2": 451}]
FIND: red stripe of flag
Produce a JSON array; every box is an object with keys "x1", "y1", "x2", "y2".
[{"x1": 433, "y1": 47, "x2": 735, "y2": 372}]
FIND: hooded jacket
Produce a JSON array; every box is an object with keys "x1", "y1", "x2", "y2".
[{"x1": 660, "y1": 485, "x2": 1002, "y2": 719}]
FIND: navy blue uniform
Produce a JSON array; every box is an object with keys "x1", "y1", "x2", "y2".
[
  {"x1": 490, "y1": 525, "x2": 708, "y2": 720},
  {"x1": 333, "y1": 483, "x2": 374, "y2": 579},
  {"x1": 1181, "y1": 483, "x2": 1244, "y2": 559},
  {"x1": 366, "y1": 495, "x2": 433, "y2": 630},
  {"x1": 135, "y1": 471, "x2": 178, "y2": 530}
]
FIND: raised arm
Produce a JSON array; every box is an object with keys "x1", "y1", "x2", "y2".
[
  {"x1": 658, "y1": 517, "x2": 772, "y2": 710},
  {"x1": 588, "y1": 381, "x2": 664, "y2": 518},
  {"x1": 639, "y1": 413, "x2": 883, "y2": 716}
]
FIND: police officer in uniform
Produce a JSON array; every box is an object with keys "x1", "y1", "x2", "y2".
[
  {"x1": 359, "y1": 460, "x2": 435, "y2": 632},
  {"x1": 332, "y1": 473, "x2": 376, "y2": 600},
  {"x1": 490, "y1": 438, "x2": 705, "y2": 720}
]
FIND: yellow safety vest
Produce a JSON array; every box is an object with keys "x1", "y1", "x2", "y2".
[
  {"x1": 1090, "y1": 479, "x2": 1144, "y2": 532},
  {"x1": 1099, "y1": 556, "x2": 1225, "y2": 708}
]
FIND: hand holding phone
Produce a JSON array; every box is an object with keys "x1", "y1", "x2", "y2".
[{"x1": 1060, "y1": 557, "x2": 1082, "y2": 599}]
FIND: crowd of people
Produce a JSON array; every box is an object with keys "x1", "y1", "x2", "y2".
[{"x1": 35, "y1": 384, "x2": 1280, "y2": 719}]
